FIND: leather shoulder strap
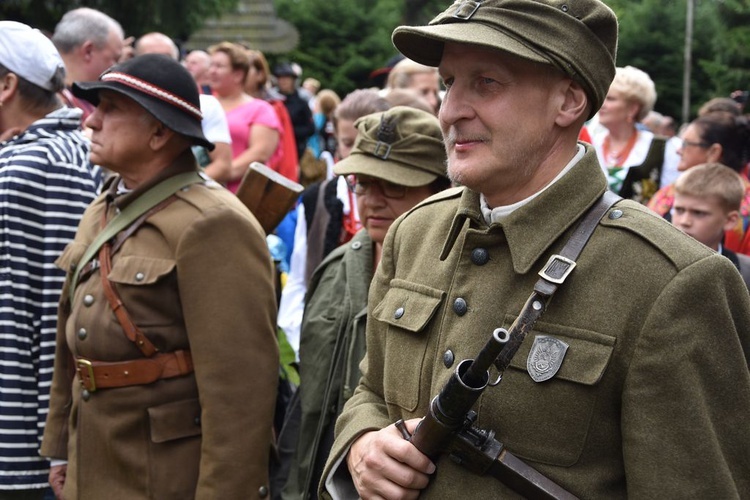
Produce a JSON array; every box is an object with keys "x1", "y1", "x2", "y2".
[{"x1": 494, "y1": 190, "x2": 621, "y2": 374}]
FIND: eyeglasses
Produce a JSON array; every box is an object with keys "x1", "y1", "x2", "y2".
[
  {"x1": 681, "y1": 139, "x2": 710, "y2": 149},
  {"x1": 346, "y1": 175, "x2": 407, "y2": 199}
]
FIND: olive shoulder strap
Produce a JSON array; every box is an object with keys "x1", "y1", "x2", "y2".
[{"x1": 69, "y1": 170, "x2": 203, "y2": 302}]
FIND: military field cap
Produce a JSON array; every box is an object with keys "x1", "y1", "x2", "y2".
[
  {"x1": 0, "y1": 21, "x2": 66, "y2": 92},
  {"x1": 333, "y1": 106, "x2": 448, "y2": 187},
  {"x1": 72, "y1": 54, "x2": 213, "y2": 150},
  {"x1": 392, "y1": 0, "x2": 618, "y2": 118}
]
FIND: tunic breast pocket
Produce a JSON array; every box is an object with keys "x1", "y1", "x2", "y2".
[
  {"x1": 107, "y1": 255, "x2": 179, "y2": 327},
  {"x1": 373, "y1": 279, "x2": 445, "y2": 412},
  {"x1": 481, "y1": 320, "x2": 616, "y2": 467}
]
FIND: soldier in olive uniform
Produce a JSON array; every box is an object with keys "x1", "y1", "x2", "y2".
[
  {"x1": 321, "y1": 0, "x2": 750, "y2": 498},
  {"x1": 282, "y1": 106, "x2": 450, "y2": 500},
  {"x1": 41, "y1": 54, "x2": 279, "y2": 499}
]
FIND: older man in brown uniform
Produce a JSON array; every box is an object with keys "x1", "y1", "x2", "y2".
[
  {"x1": 41, "y1": 54, "x2": 278, "y2": 499},
  {"x1": 321, "y1": 0, "x2": 750, "y2": 499}
]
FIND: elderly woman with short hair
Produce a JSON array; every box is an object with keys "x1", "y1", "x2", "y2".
[{"x1": 591, "y1": 65, "x2": 681, "y2": 203}]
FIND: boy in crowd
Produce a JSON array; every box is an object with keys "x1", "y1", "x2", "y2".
[{"x1": 671, "y1": 162, "x2": 750, "y2": 287}]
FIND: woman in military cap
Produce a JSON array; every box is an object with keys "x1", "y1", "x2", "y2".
[{"x1": 282, "y1": 106, "x2": 451, "y2": 500}]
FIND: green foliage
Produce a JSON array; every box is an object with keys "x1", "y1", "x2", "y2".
[
  {"x1": 277, "y1": 328, "x2": 299, "y2": 386},
  {"x1": 0, "y1": 0, "x2": 239, "y2": 40},
  {"x1": 274, "y1": 0, "x2": 404, "y2": 98},
  {"x1": 3, "y1": 0, "x2": 749, "y2": 121},
  {"x1": 703, "y1": 0, "x2": 750, "y2": 96},
  {"x1": 609, "y1": 0, "x2": 724, "y2": 121}
]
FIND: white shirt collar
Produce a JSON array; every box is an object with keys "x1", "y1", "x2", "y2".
[{"x1": 481, "y1": 144, "x2": 585, "y2": 225}]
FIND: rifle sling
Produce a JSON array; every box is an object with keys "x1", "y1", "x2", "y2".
[{"x1": 493, "y1": 190, "x2": 621, "y2": 375}]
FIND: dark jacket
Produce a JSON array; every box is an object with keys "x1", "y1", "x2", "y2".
[
  {"x1": 283, "y1": 229, "x2": 373, "y2": 500},
  {"x1": 280, "y1": 89, "x2": 315, "y2": 159}
]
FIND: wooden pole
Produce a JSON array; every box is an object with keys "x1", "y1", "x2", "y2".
[{"x1": 682, "y1": 0, "x2": 695, "y2": 125}]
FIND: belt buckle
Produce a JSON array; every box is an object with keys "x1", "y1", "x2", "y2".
[
  {"x1": 538, "y1": 254, "x2": 576, "y2": 284},
  {"x1": 76, "y1": 358, "x2": 96, "y2": 392}
]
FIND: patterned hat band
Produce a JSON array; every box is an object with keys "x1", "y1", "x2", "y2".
[{"x1": 101, "y1": 72, "x2": 203, "y2": 120}]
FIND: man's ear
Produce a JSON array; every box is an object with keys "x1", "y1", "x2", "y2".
[
  {"x1": 148, "y1": 121, "x2": 176, "y2": 151},
  {"x1": 555, "y1": 79, "x2": 588, "y2": 128},
  {"x1": 81, "y1": 40, "x2": 95, "y2": 62},
  {"x1": 0, "y1": 72, "x2": 18, "y2": 103},
  {"x1": 723, "y1": 209, "x2": 740, "y2": 233}
]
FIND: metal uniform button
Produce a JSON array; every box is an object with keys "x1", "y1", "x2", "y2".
[
  {"x1": 81, "y1": 389, "x2": 91, "y2": 401},
  {"x1": 77, "y1": 328, "x2": 87, "y2": 340},
  {"x1": 83, "y1": 294, "x2": 94, "y2": 306},
  {"x1": 394, "y1": 307, "x2": 405, "y2": 319},
  {"x1": 471, "y1": 248, "x2": 489, "y2": 266},
  {"x1": 453, "y1": 298, "x2": 468, "y2": 316},
  {"x1": 351, "y1": 241, "x2": 362, "y2": 250},
  {"x1": 443, "y1": 350, "x2": 455, "y2": 368},
  {"x1": 135, "y1": 272, "x2": 145, "y2": 282},
  {"x1": 258, "y1": 485, "x2": 269, "y2": 498},
  {"x1": 609, "y1": 209, "x2": 623, "y2": 220}
]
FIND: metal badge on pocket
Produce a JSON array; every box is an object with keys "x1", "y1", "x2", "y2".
[{"x1": 527, "y1": 335, "x2": 569, "y2": 383}]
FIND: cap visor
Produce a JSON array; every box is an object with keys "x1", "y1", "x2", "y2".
[
  {"x1": 393, "y1": 23, "x2": 550, "y2": 67},
  {"x1": 333, "y1": 153, "x2": 438, "y2": 187}
]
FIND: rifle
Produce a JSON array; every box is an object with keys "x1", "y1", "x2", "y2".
[
  {"x1": 396, "y1": 323, "x2": 577, "y2": 500},
  {"x1": 395, "y1": 191, "x2": 621, "y2": 499}
]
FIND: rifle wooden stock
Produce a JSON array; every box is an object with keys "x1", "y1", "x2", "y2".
[{"x1": 235, "y1": 162, "x2": 303, "y2": 234}]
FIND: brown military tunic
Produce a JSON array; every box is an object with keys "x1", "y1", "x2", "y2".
[
  {"x1": 41, "y1": 152, "x2": 279, "y2": 499},
  {"x1": 323, "y1": 146, "x2": 750, "y2": 498}
]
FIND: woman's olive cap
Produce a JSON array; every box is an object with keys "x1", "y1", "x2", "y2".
[
  {"x1": 392, "y1": 0, "x2": 618, "y2": 118},
  {"x1": 333, "y1": 106, "x2": 448, "y2": 187}
]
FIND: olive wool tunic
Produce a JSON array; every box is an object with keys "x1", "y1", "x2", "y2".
[{"x1": 323, "y1": 145, "x2": 750, "y2": 498}]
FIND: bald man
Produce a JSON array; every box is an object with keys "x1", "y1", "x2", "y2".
[{"x1": 185, "y1": 49, "x2": 212, "y2": 94}]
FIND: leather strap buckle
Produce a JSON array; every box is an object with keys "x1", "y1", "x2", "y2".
[
  {"x1": 452, "y1": 0, "x2": 482, "y2": 20},
  {"x1": 373, "y1": 142, "x2": 392, "y2": 159},
  {"x1": 538, "y1": 254, "x2": 576, "y2": 285},
  {"x1": 76, "y1": 358, "x2": 97, "y2": 392}
]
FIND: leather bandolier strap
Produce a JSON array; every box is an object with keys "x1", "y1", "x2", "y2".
[{"x1": 75, "y1": 196, "x2": 194, "y2": 392}]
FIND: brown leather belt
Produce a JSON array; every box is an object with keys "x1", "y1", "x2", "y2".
[{"x1": 76, "y1": 350, "x2": 193, "y2": 392}]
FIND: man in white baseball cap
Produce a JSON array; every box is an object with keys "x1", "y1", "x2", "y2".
[
  {"x1": 0, "y1": 20, "x2": 102, "y2": 499},
  {"x1": 0, "y1": 21, "x2": 66, "y2": 94}
]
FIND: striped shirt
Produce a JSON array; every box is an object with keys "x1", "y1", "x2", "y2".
[{"x1": 0, "y1": 107, "x2": 101, "y2": 489}]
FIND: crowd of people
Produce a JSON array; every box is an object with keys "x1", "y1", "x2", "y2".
[{"x1": 0, "y1": 1, "x2": 749, "y2": 499}]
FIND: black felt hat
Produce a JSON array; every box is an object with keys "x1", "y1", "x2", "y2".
[
  {"x1": 272, "y1": 62, "x2": 297, "y2": 78},
  {"x1": 72, "y1": 54, "x2": 213, "y2": 150}
]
